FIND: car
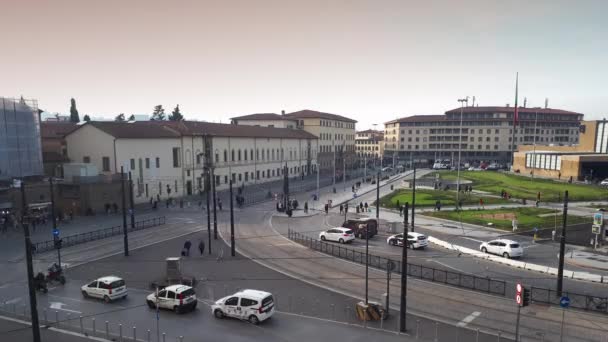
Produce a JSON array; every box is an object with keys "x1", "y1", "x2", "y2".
[
  {"x1": 146, "y1": 285, "x2": 197, "y2": 313},
  {"x1": 387, "y1": 232, "x2": 428, "y2": 249},
  {"x1": 342, "y1": 218, "x2": 379, "y2": 238},
  {"x1": 600, "y1": 179, "x2": 608, "y2": 186},
  {"x1": 479, "y1": 239, "x2": 523, "y2": 259},
  {"x1": 319, "y1": 227, "x2": 355, "y2": 244},
  {"x1": 81, "y1": 276, "x2": 128, "y2": 303},
  {"x1": 212, "y1": 289, "x2": 275, "y2": 324}
]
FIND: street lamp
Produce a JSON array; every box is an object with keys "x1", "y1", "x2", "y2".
[
  {"x1": 532, "y1": 109, "x2": 539, "y2": 178},
  {"x1": 456, "y1": 97, "x2": 469, "y2": 208}
]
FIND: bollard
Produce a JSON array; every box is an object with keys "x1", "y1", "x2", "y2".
[
  {"x1": 162, "y1": 332, "x2": 166, "y2": 342},
  {"x1": 43, "y1": 309, "x2": 47, "y2": 325},
  {"x1": 133, "y1": 326, "x2": 136, "y2": 341},
  {"x1": 416, "y1": 320, "x2": 420, "y2": 339},
  {"x1": 380, "y1": 314, "x2": 383, "y2": 330},
  {"x1": 179, "y1": 336, "x2": 184, "y2": 342},
  {"x1": 67, "y1": 313, "x2": 71, "y2": 327},
  {"x1": 92, "y1": 317, "x2": 96, "y2": 335},
  {"x1": 147, "y1": 329, "x2": 151, "y2": 342},
  {"x1": 80, "y1": 316, "x2": 84, "y2": 334},
  {"x1": 497, "y1": 331, "x2": 501, "y2": 342},
  {"x1": 476, "y1": 328, "x2": 480, "y2": 342},
  {"x1": 12, "y1": 303, "x2": 16, "y2": 315},
  {"x1": 434, "y1": 322, "x2": 439, "y2": 342},
  {"x1": 119, "y1": 323, "x2": 123, "y2": 342},
  {"x1": 105, "y1": 321, "x2": 110, "y2": 340},
  {"x1": 23, "y1": 304, "x2": 26, "y2": 317},
  {"x1": 55, "y1": 311, "x2": 59, "y2": 325}
]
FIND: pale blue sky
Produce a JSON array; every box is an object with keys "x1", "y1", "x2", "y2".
[{"x1": 1, "y1": 0, "x2": 606, "y2": 129}]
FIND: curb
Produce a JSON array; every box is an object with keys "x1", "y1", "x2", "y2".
[{"x1": 427, "y1": 236, "x2": 607, "y2": 284}]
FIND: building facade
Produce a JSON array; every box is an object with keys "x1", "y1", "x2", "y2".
[
  {"x1": 384, "y1": 106, "x2": 584, "y2": 165},
  {"x1": 64, "y1": 121, "x2": 318, "y2": 204},
  {"x1": 41, "y1": 122, "x2": 78, "y2": 178},
  {"x1": 355, "y1": 129, "x2": 384, "y2": 159}
]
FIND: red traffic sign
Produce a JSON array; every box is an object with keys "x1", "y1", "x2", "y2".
[
  {"x1": 516, "y1": 283, "x2": 522, "y2": 294},
  {"x1": 516, "y1": 293, "x2": 522, "y2": 305}
]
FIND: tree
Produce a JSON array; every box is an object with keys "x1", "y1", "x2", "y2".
[
  {"x1": 169, "y1": 104, "x2": 184, "y2": 121},
  {"x1": 151, "y1": 105, "x2": 165, "y2": 121},
  {"x1": 128, "y1": 114, "x2": 135, "y2": 121},
  {"x1": 83, "y1": 114, "x2": 91, "y2": 122},
  {"x1": 115, "y1": 113, "x2": 126, "y2": 122},
  {"x1": 69, "y1": 98, "x2": 80, "y2": 123}
]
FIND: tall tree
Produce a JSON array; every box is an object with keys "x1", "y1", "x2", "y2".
[
  {"x1": 151, "y1": 105, "x2": 165, "y2": 121},
  {"x1": 83, "y1": 114, "x2": 91, "y2": 122},
  {"x1": 115, "y1": 113, "x2": 126, "y2": 122},
  {"x1": 169, "y1": 104, "x2": 184, "y2": 121},
  {"x1": 69, "y1": 98, "x2": 80, "y2": 123},
  {"x1": 128, "y1": 114, "x2": 135, "y2": 121}
]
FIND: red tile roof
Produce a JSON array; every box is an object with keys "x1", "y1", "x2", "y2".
[
  {"x1": 444, "y1": 106, "x2": 583, "y2": 116},
  {"x1": 41, "y1": 122, "x2": 78, "y2": 138},
  {"x1": 230, "y1": 113, "x2": 295, "y2": 121},
  {"x1": 284, "y1": 110, "x2": 357, "y2": 123},
  {"x1": 385, "y1": 115, "x2": 445, "y2": 124}
]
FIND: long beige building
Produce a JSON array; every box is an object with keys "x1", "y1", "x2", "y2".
[
  {"x1": 232, "y1": 109, "x2": 356, "y2": 177},
  {"x1": 64, "y1": 121, "x2": 318, "y2": 203},
  {"x1": 355, "y1": 129, "x2": 384, "y2": 159}
]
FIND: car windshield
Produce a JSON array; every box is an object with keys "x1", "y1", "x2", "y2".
[
  {"x1": 417, "y1": 235, "x2": 426, "y2": 240},
  {"x1": 181, "y1": 288, "x2": 195, "y2": 297},
  {"x1": 262, "y1": 295, "x2": 274, "y2": 307},
  {"x1": 110, "y1": 280, "x2": 125, "y2": 288},
  {"x1": 510, "y1": 243, "x2": 520, "y2": 248},
  {"x1": 344, "y1": 230, "x2": 353, "y2": 235}
]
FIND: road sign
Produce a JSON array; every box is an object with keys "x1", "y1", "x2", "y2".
[
  {"x1": 516, "y1": 283, "x2": 522, "y2": 294},
  {"x1": 516, "y1": 293, "x2": 522, "y2": 305},
  {"x1": 559, "y1": 296, "x2": 570, "y2": 308},
  {"x1": 52, "y1": 228, "x2": 60, "y2": 237},
  {"x1": 593, "y1": 213, "x2": 603, "y2": 226},
  {"x1": 592, "y1": 224, "x2": 602, "y2": 234}
]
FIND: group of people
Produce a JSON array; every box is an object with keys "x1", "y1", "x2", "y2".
[{"x1": 181, "y1": 239, "x2": 206, "y2": 256}]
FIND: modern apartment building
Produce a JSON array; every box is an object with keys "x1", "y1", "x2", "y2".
[
  {"x1": 384, "y1": 106, "x2": 584, "y2": 165},
  {"x1": 232, "y1": 109, "x2": 357, "y2": 177},
  {"x1": 64, "y1": 121, "x2": 318, "y2": 203},
  {"x1": 355, "y1": 130, "x2": 384, "y2": 159}
]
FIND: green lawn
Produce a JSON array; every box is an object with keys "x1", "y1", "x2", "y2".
[
  {"x1": 378, "y1": 189, "x2": 509, "y2": 208},
  {"x1": 424, "y1": 207, "x2": 591, "y2": 231},
  {"x1": 431, "y1": 171, "x2": 608, "y2": 202}
]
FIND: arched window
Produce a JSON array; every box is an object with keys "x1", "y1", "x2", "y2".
[
  {"x1": 272, "y1": 149, "x2": 275, "y2": 160},
  {"x1": 231, "y1": 150, "x2": 235, "y2": 162},
  {"x1": 262, "y1": 149, "x2": 265, "y2": 160},
  {"x1": 250, "y1": 149, "x2": 254, "y2": 161},
  {"x1": 238, "y1": 149, "x2": 241, "y2": 161},
  {"x1": 223, "y1": 150, "x2": 228, "y2": 162}
]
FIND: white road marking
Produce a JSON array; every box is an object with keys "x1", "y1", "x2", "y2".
[
  {"x1": 523, "y1": 244, "x2": 539, "y2": 249},
  {"x1": 461, "y1": 237, "x2": 485, "y2": 243},
  {"x1": 4, "y1": 297, "x2": 22, "y2": 305},
  {"x1": 457, "y1": 311, "x2": 481, "y2": 327},
  {"x1": 50, "y1": 302, "x2": 82, "y2": 314}
]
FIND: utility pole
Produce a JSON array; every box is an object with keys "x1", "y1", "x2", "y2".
[
  {"x1": 411, "y1": 167, "x2": 416, "y2": 232},
  {"x1": 212, "y1": 168, "x2": 218, "y2": 240},
  {"x1": 343, "y1": 145, "x2": 346, "y2": 192},
  {"x1": 400, "y1": 202, "x2": 409, "y2": 333},
  {"x1": 21, "y1": 182, "x2": 41, "y2": 342},
  {"x1": 230, "y1": 180, "x2": 235, "y2": 257},
  {"x1": 121, "y1": 166, "x2": 129, "y2": 256},
  {"x1": 128, "y1": 172, "x2": 135, "y2": 229},
  {"x1": 49, "y1": 177, "x2": 61, "y2": 268},
  {"x1": 205, "y1": 171, "x2": 212, "y2": 255},
  {"x1": 376, "y1": 171, "x2": 380, "y2": 219},
  {"x1": 557, "y1": 190, "x2": 568, "y2": 296},
  {"x1": 456, "y1": 97, "x2": 468, "y2": 205}
]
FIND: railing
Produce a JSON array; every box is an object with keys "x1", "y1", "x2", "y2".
[
  {"x1": 287, "y1": 229, "x2": 506, "y2": 296},
  {"x1": 33, "y1": 217, "x2": 166, "y2": 253},
  {"x1": 530, "y1": 287, "x2": 608, "y2": 314}
]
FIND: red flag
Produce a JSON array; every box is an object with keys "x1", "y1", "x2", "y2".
[{"x1": 513, "y1": 72, "x2": 519, "y2": 126}]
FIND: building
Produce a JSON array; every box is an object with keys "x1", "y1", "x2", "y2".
[
  {"x1": 355, "y1": 129, "x2": 384, "y2": 160},
  {"x1": 384, "y1": 106, "x2": 584, "y2": 165},
  {"x1": 513, "y1": 120, "x2": 608, "y2": 181},
  {"x1": 41, "y1": 122, "x2": 78, "y2": 177},
  {"x1": 232, "y1": 109, "x2": 357, "y2": 178},
  {"x1": 64, "y1": 121, "x2": 318, "y2": 204},
  {"x1": 0, "y1": 97, "x2": 43, "y2": 181}
]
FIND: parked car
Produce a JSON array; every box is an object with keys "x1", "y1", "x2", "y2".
[
  {"x1": 600, "y1": 178, "x2": 608, "y2": 186},
  {"x1": 212, "y1": 289, "x2": 275, "y2": 324},
  {"x1": 386, "y1": 232, "x2": 428, "y2": 249},
  {"x1": 81, "y1": 276, "x2": 128, "y2": 302},
  {"x1": 342, "y1": 218, "x2": 379, "y2": 238},
  {"x1": 319, "y1": 227, "x2": 355, "y2": 244},
  {"x1": 479, "y1": 239, "x2": 523, "y2": 259},
  {"x1": 146, "y1": 285, "x2": 197, "y2": 313}
]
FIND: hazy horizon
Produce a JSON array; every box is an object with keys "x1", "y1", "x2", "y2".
[{"x1": 2, "y1": 0, "x2": 607, "y2": 129}]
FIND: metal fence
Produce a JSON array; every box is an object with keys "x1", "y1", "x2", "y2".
[
  {"x1": 33, "y1": 216, "x2": 166, "y2": 253},
  {"x1": 530, "y1": 287, "x2": 608, "y2": 313},
  {"x1": 287, "y1": 229, "x2": 506, "y2": 296}
]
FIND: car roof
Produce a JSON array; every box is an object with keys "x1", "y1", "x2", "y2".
[
  {"x1": 96, "y1": 276, "x2": 123, "y2": 283},
  {"x1": 348, "y1": 217, "x2": 377, "y2": 222},
  {"x1": 408, "y1": 232, "x2": 425, "y2": 237},
  {"x1": 490, "y1": 239, "x2": 518, "y2": 243},
  {"x1": 235, "y1": 289, "x2": 272, "y2": 299},
  {"x1": 334, "y1": 227, "x2": 351, "y2": 231},
  {"x1": 162, "y1": 284, "x2": 192, "y2": 293}
]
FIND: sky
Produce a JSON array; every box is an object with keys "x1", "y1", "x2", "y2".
[{"x1": 1, "y1": 0, "x2": 607, "y2": 129}]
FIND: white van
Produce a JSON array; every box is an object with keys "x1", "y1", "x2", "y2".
[
  {"x1": 81, "y1": 276, "x2": 127, "y2": 303},
  {"x1": 212, "y1": 289, "x2": 275, "y2": 324}
]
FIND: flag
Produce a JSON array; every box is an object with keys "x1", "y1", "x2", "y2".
[{"x1": 513, "y1": 72, "x2": 519, "y2": 126}]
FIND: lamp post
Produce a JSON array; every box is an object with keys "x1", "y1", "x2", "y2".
[
  {"x1": 456, "y1": 97, "x2": 469, "y2": 207},
  {"x1": 532, "y1": 109, "x2": 539, "y2": 178},
  {"x1": 213, "y1": 149, "x2": 219, "y2": 239}
]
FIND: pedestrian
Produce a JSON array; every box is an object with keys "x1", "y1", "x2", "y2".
[
  {"x1": 359, "y1": 202, "x2": 363, "y2": 211},
  {"x1": 304, "y1": 202, "x2": 308, "y2": 214},
  {"x1": 535, "y1": 199, "x2": 540, "y2": 208},
  {"x1": 435, "y1": 200, "x2": 440, "y2": 211},
  {"x1": 364, "y1": 202, "x2": 369, "y2": 212},
  {"x1": 166, "y1": 199, "x2": 170, "y2": 208},
  {"x1": 344, "y1": 204, "x2": 348, "y2": 214},
  {"x1": 198, "y1": 240, "x2": 205, "y2": 255},
  {"x1": 459, "y1": 199, "x2": 463, "y2": 210},
  {"x1": 218, "y1": 199, "x2": 223, "y2": 211},
  {"x1": 184, "y1": 240, "x2": 192, "y2": 256},
  {"x1": 399, "y1": 205, "x2": 403, "y2": 216},
  {"x1": 437, "y1": 200, "x2": 442, "y2": 211},
  {"x1": 537, "y1": 192, "x2": 541, "y2": 202},
  {"x1": 324, "y1": 203, "x2": 329, "y2": 215},
  {"x1": 558, "y1": 172, "x2": 561, "y2": 180},
  {"x1": 479, "y1": 198, "x2": 484, "y2": 209},
  {"x1": 339, "y1": 204, "x2": 344, "y2": 215}
]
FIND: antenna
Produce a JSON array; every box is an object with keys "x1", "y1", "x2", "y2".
[
  {"x1": 523, "y1": 97, "x2": 527, "y2": 108},
  {"x1": 545, "y1": 98, "x2": 549, "y2": 109},
  {"x1": 472, "y1": 96, "x2": 476, "y2": 107}
]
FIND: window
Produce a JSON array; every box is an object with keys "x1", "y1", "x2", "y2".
[
  {"x1": 155, "y1": 157, "x2": 160, "y2": 168},
  {"x1": 240, "y1": 298, "x2": 258, "y2": 307},
  {"x1": 215, "y1": 152, "x2": 219, "y2": 163},
  {"x1": 238, "y1": 150, "x2": 241, "y2": 161},
  {"x1": 102, "y1": 157, "x2": 110, "y2": 171},
  {"x1": 238, "y1": 173, "x2": 242, "y2": 181},
  {"x1": 232, "y1": 173, "x2": 236, "y2": 182},
  {"x1": 145, "y1": 158, "x2": 150, "y2": 169},
  {"x1": 224, "y1": 150, "x2": 228, "y2": 162},
  {"x1": 224, "y1": 175, "x2": 228, "y2": 184},
  {"x1": 231, "y1": 150, "x2": 235, "y2": 162},
  {"x1": 167, "y1": 291, "x2": 176, "y2": 300},
  {"x1": 172, "y1": 148, "x2": 181, "y2": 167},
  {"x1": 130, "y1": 158, "x2": 135, "y2": 169},
  {"x1": 256, "y1": 170, "x2": 260, "y2": 179},
  {"x1": 215, "y1": 175, "x2": 220, "y2": 185}
]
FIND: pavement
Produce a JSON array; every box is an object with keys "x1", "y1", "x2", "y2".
[{"x1": 0, "y1": 315, "x2": 110, "y2": 342}]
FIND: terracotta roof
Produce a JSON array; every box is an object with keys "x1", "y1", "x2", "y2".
[
  {"x1": 230, "y1": 113, "x2": 296, "y2": 121},
  {"x1": 284, "y1": 110, "x2": 357, "y2": 123},
  {"x1": 357, "y1": 129, "x2": 383, "y2": 134},
  {"x1": 69, "y1": 121, "x2": 317, "y2": 140},
  {"x1": 444, "y1": 106, "x2": 583, "y2": 116},
  {"x1": 385, "y1": 115, "x2": 445, "y2": 124},
  {"x1": 41, "y1": 122, "x2": 78, "y2": 138}
]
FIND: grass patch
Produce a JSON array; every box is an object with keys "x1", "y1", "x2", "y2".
[
  {"x1": 378, "y1": 189, "x2": 509, "y2": 208},
  {"x1": 424, "y1": 207, "x2": 591, "y2": 231},
  {"x1": 431, "y1": 171, "x2": 608, "y2": 202}
]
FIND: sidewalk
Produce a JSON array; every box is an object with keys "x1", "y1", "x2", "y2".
[{"x1": 564, "y1": 250, "x2": 608, "y2": 271}]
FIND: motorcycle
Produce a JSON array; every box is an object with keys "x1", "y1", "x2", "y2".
[
  {"x1": 34, "y1": 272, "x2": 48, "y2": 293},
  {"x1": 45, "y1": 263, "x2": 66, "y2": 285}
]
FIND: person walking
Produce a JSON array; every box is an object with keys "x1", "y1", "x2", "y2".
[
  {"x1": 304, "y1": 202, "x2": 308, "y2": 214},
  {"x1": 399, "y1": 205, "x2": 403, "y2": 216},
  {"x1": 218, "y1": 198, "x2": 223, "y2": 211},
  {"x1": 324, "y1": 203, "x2": 329, "y2": 215},
  {"x1": 198, "y1": 240, "x2": 205, "y2": 256},
  {"x1": 184, "y1": 240, "x2": 192, "y2": 256},
  {"x1": 339, "y1": 204, "x2": 344, "y2": 215},
  {"x1": 364, "y1": 202, "x2": 369, "y2": 212},
  {"x1": 479, "y1": 198, "x2": 484, "y2": 210}
]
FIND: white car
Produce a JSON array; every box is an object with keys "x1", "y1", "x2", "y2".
[
  {"x1": 387, "y1": 232, "x2": 428, "y2": 249},
  {"x1": 81, "y1": 276, "x2": 128, "y2": 302},
  {"x1": 319, "y1": 227, "x2": 355, "y2": 244},
  {"x1": 212, "y1": 289, "x2": 275, "y2": 325},
  {"x1": 146, "y1": 285, "x2": 197, "y2": 313},
  {"x1": 480, "y1": 239, "x2": 523, "y2": 259},
  {"x1": 600, "y1": 179, "x2": 608, "y2": 186}
]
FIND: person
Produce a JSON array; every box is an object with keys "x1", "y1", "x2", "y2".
[
  {"x1": 360, "y1": 202, "x2": 364, "y2": 211},
  {"x1": 435, "y1": 200, "x2": 440, "y2": 211},
  {"x1": 537, "y1": 192, "x2": 541, "y2": 202},
  {"x1": 399, "y1": 205, "x2": 403, "y2": 216},
  {"x1": 535, "y1": 199, "x2": 540, "y2": 208},
  {"x1": 184, "y1": 240, "x2": 192, "y2": 256},
  {"x1": 218, "y1": 199, "x2": 223, "y2": 211},
  {"x1": 324, "y1": 203, "x2": 329, "y2": 215},
  {"x1": 344, "y1": 204, "x2": 348, "y2": 214},
  {"x1": 479, "y1": 198, "x2": 484, "y2": 209},
  {"x1": 364, "y1": 202, "x2": 369, "y2": 212},
  {"x1": 304, "y1": 202, "x2": 308, "y2": 214},
  {"x1": 339, "y1": 204, "x2": 344, "y2": 215},
  {"x1": 437, "y1": 200, "x2": 442, "y2": 211},
  {"x1": 198, "y1": 240, "x2": 205, "y2": 255},
  {"x1": 558, "y1": 172, "x2": 562, "y2": 180}
]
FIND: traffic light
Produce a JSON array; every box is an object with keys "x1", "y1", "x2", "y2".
[
  {"x1": 54, "y1": 238, "x2": 62, "y2": 249},
  {"x1": 522, "y1": 288, "x2": 531, "y2": 307}
]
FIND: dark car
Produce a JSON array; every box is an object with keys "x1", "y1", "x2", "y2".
[{"x1": 342, "y1": 218, "x2": 378, "y2": 239}]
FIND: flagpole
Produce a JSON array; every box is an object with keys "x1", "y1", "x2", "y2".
[{"x1": 509, "y1": 72, "x2": 519, "y2": 169}]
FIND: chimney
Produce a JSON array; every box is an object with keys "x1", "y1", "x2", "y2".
[
  {"x1": 506, "y1": 103, "x2": 510, "y2": 107},
  {"x1": 281, "y1": 110, "x2": 285, "y2": 115},
  {"x1": 545, "y1": 98, "x2": 549, "y2": 109}
]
